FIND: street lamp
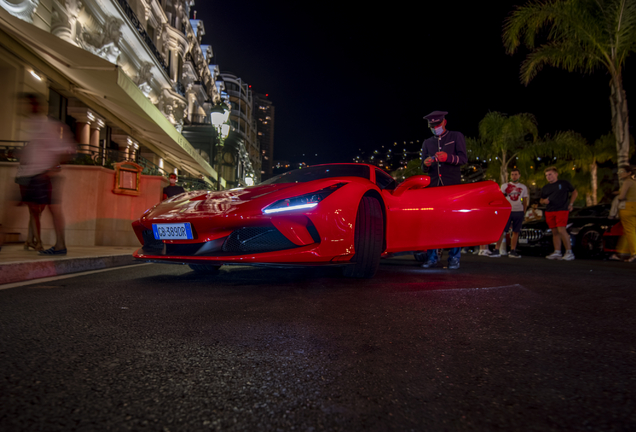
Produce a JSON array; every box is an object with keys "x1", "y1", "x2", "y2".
[
  {"x1": 210, "y1": 101, "x2": 230, "y2": 190},
  {"x1": 210, "y1": 101, "x2": 230, "y2": 129}
]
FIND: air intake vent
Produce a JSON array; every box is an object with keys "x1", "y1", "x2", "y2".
[
  {"x1": 142, "y1": 230, "x2": 164, "y2": 252},
  {"x1": 223, "y1": 227, "x2": 297, "y2": 253}
]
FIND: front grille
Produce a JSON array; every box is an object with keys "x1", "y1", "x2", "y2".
[
  {"x1": 223, "y1": 227, "x2": 297, "y2": 253},
  {"x1": 142, "y1": 230, "x2": 164, "y2": 252},
  {"x1": 520, "y1": 229, "x2": 544, "y2": 242},
  {"x1": 165, "y1": 243, "x2": 204, "y2": 256}
]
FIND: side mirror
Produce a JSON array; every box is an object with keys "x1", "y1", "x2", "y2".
[{"x1": 392, "y1": 175, "x2": 431, "y2": 197}]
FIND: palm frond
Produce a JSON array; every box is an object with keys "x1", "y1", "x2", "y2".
[
  {"x1": 503, "y1": 0, "x2": 635, "y2": 83},
  {"x1": 519, "y1": 41, "x2": 605, "y2": 83},
  {"x1": 610, "y1": 0, "x2": 636, "y2": 62}
]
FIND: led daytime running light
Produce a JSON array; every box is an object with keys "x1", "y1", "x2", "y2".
[
  {"x1": 263, "y1": 203, "x2": 318, "y2": 214},
  {"x1": 262, "y1": 183, "x2": 346, "y2": 215}
]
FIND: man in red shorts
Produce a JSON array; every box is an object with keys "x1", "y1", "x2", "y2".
[{"x1": 540, "y1": 166, "x2": 578, "y2": 260}]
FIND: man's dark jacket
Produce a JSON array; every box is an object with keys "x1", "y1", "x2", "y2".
[{"x1": 420, "y1": 130, "x2": 467, "y2": 187}]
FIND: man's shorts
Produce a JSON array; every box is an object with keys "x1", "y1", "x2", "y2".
[
  {"x1": 503, "y1": 211, "x2": 525, "y2": 233},
  {"x1": 545, "y1": 210, "x2": 569, "y2": 229}
]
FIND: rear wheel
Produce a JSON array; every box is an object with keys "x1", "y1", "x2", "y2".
[
  {"x1": 189, "y1": 264, "x2": 222, "y2": 274},
  {"x1": 343, "y1": 197, "x2": 384, "y2": 278}
]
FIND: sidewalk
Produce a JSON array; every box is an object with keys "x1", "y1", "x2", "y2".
[{"x1": 0, "y1": 243, "x2": 140, "y2": 285}]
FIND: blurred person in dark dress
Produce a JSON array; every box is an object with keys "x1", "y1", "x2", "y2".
[{"x1": 15, "y1": 93, "x2": 75, "y2": 255}]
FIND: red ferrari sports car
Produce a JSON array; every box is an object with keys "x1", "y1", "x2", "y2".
[{"x1": 132, "y1": 164, "x2": 510, "y2": 277}]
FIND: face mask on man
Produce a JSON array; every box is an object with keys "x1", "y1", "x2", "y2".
[{"x1": 431, "y1": 125, "x2": 444, "y2": 136}]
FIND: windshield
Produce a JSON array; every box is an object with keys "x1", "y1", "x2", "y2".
[{"x1": 260, "y1": 164, "x2": 371, "y2": 185}]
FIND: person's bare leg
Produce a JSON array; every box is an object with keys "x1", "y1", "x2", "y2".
[
  {"x1": 24, "y1": 209, "x2": 35, "y2": 249},
  {"x1": 48, "y1": 204, "x2": 66, "y2": 250},
  {"x1": 495, "y1": 232, "x2": 504, "y2": 251},
  {"x1": 558, "y1": 226, "x2": 572, "y2": 250},
  {"x1": 27, "y1": 204, "x2": 43, "y2": 249},
  {"x1": 552, "y1": 229, "x2": 562, "y2": 252},
  {"x1": 510, "y1": 232, "x2": 519, "y2": 250}
]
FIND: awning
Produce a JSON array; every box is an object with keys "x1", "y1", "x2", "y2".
[{"x1": 0, "y1": 7, "x2": 218, "y2": 181}]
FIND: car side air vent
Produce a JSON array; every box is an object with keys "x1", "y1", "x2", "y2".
[{"x1": 223, "y1": 227, "x2": 298, "y2": 253}]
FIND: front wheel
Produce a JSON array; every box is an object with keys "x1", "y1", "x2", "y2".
[
  {"x1": 189, "y1": 264, "x2": 222, "y2": 274},
  {"x1": 343, "y1": 197, "x2": 384, "y2": 278}
]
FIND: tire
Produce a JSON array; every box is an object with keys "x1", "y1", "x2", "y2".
[
  {"x1": 343, "y1": 196, "x2": 384, "y2": 278},
  {"x1": 189, "y1": 264, "x2": 222, "y2": 274},
  {"x1": 576, "y1": 229, "x2": 602, "y2": 258}
]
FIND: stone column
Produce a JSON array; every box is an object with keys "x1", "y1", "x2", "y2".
[
  {"x1": 68, "y1": 107, "x2": 104, "y2": 156},
  {"x1": 75, "y1": 121, "x2": 90, "y2": 150}
]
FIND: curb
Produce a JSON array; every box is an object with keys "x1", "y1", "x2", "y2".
[{"x1": 0, "y1": 254, "x2": 138, "y2": 285}]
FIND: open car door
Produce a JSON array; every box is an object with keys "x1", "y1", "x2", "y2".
[{"x1": 382, "y1": 176, "x2": 511, "y2": 253}]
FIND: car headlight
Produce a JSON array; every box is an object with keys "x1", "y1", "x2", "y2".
[{"x1": 263, "y1": 183, "x2": 346, "y2": 214}]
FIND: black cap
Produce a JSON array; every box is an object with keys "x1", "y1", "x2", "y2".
[{"x1": 424, "y1": 110, "x2": 448, "y2": 126}]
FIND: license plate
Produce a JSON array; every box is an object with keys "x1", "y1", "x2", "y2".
[
  {"x1": 152, "y1": 223, "x2": 193, "y2": 240},
  {"x1": 519, "y1": 238, "x2": 528, "y2": 244}
]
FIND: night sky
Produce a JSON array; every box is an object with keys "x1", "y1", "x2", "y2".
[{"x1": 195, "y1": 1, "x2": 634, "y2": 166}]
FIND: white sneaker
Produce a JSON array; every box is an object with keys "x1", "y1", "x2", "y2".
[
  {"x1": 546, "y1": 251, "x2": 562, "y2": 260},
  {"x1": 478, "y1": 249, "x2": 492, "y2": 256},
  {"x1": 562, "y1": 251, "x2": 575, "y2": 261}
]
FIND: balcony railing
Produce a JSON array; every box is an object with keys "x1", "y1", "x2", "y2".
[
  {"x1": 175, "y1": 175, "x2": 215, "y2": 191},
  {"x1": 115, "y1": 0, "x2": 169, "y2": 76},
  {"x1": 2, "y1": 141, "x2": 216, "y2": 190},
  {"x1": 0, "y1": 140, "x2": 27, "y2": 162},
  {"x1": 67, "y1": 143, "x2": 168, "y2": 176}
]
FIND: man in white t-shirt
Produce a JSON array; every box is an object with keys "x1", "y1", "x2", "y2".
[{"x1": 491, "y1": 169, "x2": 529, "y2": 258}]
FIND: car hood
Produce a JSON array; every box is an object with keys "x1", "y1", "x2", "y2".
[{"x1": 141, "y1": 180, "x2": 348, "y2": 222}]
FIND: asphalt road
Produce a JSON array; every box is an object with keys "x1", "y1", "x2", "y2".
[{"x1": 0, "y1": 254, "x2": 634, "y2": 431}]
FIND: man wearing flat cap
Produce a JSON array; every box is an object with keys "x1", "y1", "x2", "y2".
[{"x1": 419, "y1": 110, "x2": 468, "y2": 269}]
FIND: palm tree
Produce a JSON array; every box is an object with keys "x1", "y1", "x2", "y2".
[
  {"x1": 586, "y1": 134, "x2": 621, "y2": 203},
  {"x1": 469, "y1": 112, "x2": 539, "y2": 184},
  {"x1": 534, "y1": 131, "x2": 632, "y2": 204},
  {"x1": 503, "y1": 0, "x2": 636, "y2": 169}
]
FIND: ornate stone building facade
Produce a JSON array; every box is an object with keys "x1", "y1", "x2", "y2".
[{"x1": 0, "y1": 0, "x2": 231, "y2": 186}]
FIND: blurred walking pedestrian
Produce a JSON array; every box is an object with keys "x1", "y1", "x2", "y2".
[
  {"x1": 540, "y1": 166, "x2": 578, "y2": 261},
  {"x1": 15, "y1": 93, "x2": 75, "y2": 255}
]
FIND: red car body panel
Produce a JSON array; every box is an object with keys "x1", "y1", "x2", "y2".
[
  {"x1": 603, "y1": 221, "x2": 624, "y2": 253},
  {"x1": 132, "y1": 164, "x2": 510, "y2": 266},
  {"x1": 382, "y1": 180, "x2": 510, "y2": 251}
]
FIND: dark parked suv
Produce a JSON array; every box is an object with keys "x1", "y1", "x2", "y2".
[{"x1": 517, "y1": 204, "x2": 619, "y2": 258}]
